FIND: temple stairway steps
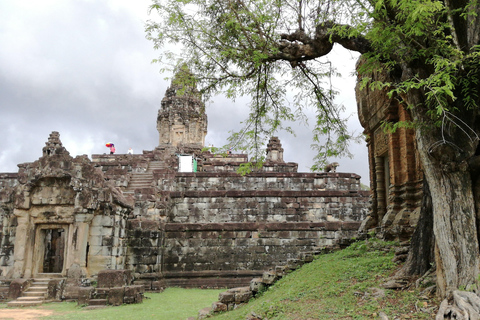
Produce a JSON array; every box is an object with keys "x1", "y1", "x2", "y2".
[
  {"x1": 88, "y1": 298, "x2": 108, "y2": 306},
  {"x1": 148, "y1": 161, "x2": 168, "y2": 171},
  {"x1": 123, "y1": 161, "x2": 173, "y2": 215},
  {"x1": 7, "y1": 275, "x2": 63, "y2": 307},
  {"x1": 123, "y1": 161, "x2": 168, "y2": 195},
  {"x1": 125, "y1": 173, "x2": 154, "y2": 190}
]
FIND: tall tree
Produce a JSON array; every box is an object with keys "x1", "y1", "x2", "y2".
[{"x1": 146, "y1": 0, "x2": 480, "y2": 317}]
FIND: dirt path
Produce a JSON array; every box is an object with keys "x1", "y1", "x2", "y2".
[{"x1": 0, "y1": 309, "x2": 53, "y2": 320}]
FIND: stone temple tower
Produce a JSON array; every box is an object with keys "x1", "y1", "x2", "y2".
[
  {"x1": 157, "y1": 68, "x2": 208, "y2": 148},
  {"x1": 266, "y1": 136, "x2": 284, "y2": 162},
  {"x1": 42, "y1": 131, "x2": 69, "y2": 157}
]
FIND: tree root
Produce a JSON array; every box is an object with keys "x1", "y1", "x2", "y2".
[
  {"x1": 436, "y1": 291, "x2": 480, "y2": 320},
  {"x1": 416, "y1": 268, "x2": 436, "y2": 289}
]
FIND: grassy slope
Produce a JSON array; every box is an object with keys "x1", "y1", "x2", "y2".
[{"x1": 212, "y1": 240, "x2": 439, "y2": 319}]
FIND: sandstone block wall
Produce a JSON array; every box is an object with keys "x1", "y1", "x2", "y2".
[
  {"x1": 125, "y1": 219, "x2": 162, "y2": 274},
  {"x1": 162, "y1": 221, "x2": 360, "y2": 285},
  {"x1": 88, "y1": 212, "x2": 129, "y2": 274},
  {"x1": 154, "y1": 171, "x2": 368, "y2": 287},
  {"x1": 169, "y1": 172, "x2": 366, "y2": 223},
  {"x1": 0, "y1": 174, "x2": 20, "y2": 277},
  {"x1": 0, "y1": 174, "x2": 18, "y2": 189},
  {"x1": 169, "y1": 193, "x2": 363, "y2": 223},
  {"x1": 201, "y1": 155, "x2": 298, "y2": 173}
]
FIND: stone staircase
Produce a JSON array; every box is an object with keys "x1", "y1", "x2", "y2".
[
  {"x1": 123, "y1": 161, "x2": 167, "y2": 196},
  {"x1": 7, "y1": 274, "x2": 63, "y2": 307},
  {"x1": 123, "y1": 161, "x2": 171, "y2": 216},
  {"x1": 87, "y1": 297, "x2": 109, "y2": 307}
]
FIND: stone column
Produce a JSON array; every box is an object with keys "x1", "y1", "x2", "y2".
[
  {"x1": 11, "y1": 212, "x2": 32, "y2": 279},
  {"x1": 69, "y1": 213, "x2": 93, "y2": 276},
  {"x1": 375, "y1": 156, "x2": 387, "y2": 223}
]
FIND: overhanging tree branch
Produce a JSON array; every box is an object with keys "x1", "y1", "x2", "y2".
[{"x1": 268, "y1": 22, "x2": 371, "y2": 67}]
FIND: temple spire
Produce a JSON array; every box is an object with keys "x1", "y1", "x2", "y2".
[
  {"x1": 266, "y1": 136, "x2": 284, "y2": 162},
  {"x1": 42, "y1": 131, "x2": 69, "y2": 157},
  {"x1": 157, "y1": 66, "x2": 207, "y2": 148}
]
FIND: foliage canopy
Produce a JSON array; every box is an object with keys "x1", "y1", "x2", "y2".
[
  {"x1": 146, "y1": 0, "x2": 479, "y2": 169},
  {"x1": 146, "y1": 0, "x2": 369, "y2": 168}
]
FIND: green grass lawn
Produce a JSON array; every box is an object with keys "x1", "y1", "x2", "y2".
[{"x1": 1, "y1": 288, "x2": 224, "y2": 320}]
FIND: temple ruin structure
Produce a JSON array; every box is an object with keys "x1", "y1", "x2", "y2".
[
  {"x1": 356, "y1": 59, "x2": 423, "y2": 240},
  {"x1": 0, "y1": 74, "x2": 369, "y2": 302}
]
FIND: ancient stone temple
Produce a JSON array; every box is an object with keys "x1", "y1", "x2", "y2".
[
  {"x1": 1, "y1": 132, "x2": 130, "y2": 280},
  {"x1": 0, "y1": 75, "x2": 369, "y2": 302},
  {"x1": 356, "y1": 59, "x2": 423, "y2": 240},
  {"x1": 157, "y1": 68, "x2": 207, "y2": 148}
]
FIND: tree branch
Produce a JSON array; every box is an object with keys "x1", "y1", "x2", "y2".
[{"x1": 270, "y1": 21, "x2": 371, "y2": 67}]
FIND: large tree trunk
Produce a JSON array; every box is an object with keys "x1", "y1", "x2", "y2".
[
  {"x1": 405, "y1": 86, "x2": 480, "y2": 318},
  {"x1": 415, "y1": 116, "x2": 480, "y2": 296},
  {"x1": 419, "y1": 141, "x2": 480, "y2": 319},
  {"x1": 426, "y1": 163, "x2": 479, "y2": 297},
  {"x1": 396, "y1": 176, "x2": 434, "y2": 278}
]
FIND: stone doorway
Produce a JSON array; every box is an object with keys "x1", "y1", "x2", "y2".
[
  {"x1": 42, "y1": 228, "x2": 65, "y2": 273},
  {"x1": 33, "y1": 224, "x2": 69, "y2": 275}
]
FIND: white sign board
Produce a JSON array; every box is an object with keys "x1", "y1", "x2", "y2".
[{"x1": 179, "y1": 155, "x2": 193, "y2": 172}]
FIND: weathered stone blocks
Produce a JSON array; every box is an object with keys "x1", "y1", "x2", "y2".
[
  {"x1": 76, "y1": 287, "x2": 94, "y2": 306},
  {"x1": 262, "y1": 271, "x2": 278, "y2": 285},
  {"x1": 217, "y1": 286, "x2": 253, "y2": 305},
  {"x1": 97, "y1": 270, "x2": 132, "y2": 288},
  {"x1": 8, "y1": 279, "x2": 30, "y2": 300},
  {"x1": 107, "y1": 287, "x2": 125, "y2": 306},
  {"x1": 212, "y1": 301, "x2": 228, "y2": 313},
  {"x1": 249, "y1": 278, "x2": 266, "y2": 293},
  {"x1": 124, "y1": 285, "x2": 144, "y2": 304},
  {"x1": 218, "y1": 290, "x2": 235, "y2": 303}
]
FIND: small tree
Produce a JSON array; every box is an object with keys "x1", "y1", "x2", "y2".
[{"x1": 147, "y1": 0, "x2": 480, "y2": 317}]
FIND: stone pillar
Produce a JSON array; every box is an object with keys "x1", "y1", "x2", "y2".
[
  {"x1": 11, "y1": 213, "x2": 31, "y2": 279},
  {"x1": 375, "y1": 156, "x2": 387, "y2": 223},
  {"x1": 71, "y1": 213, "x2": 93, "y2": 276}
]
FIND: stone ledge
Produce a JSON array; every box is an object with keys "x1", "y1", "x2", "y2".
[
  {"x1": 165, "y1": 221, "x2": 362, "y2": 232},
  {"x1": 169, "y1": 190, "x2": 366, "y2": 198},
  {"x1": 163, "y1": 270, "x2": 264, "y2": 278},
  {"x1": 0, "y1": 173, "x2": 18, "y2": 179},
  {"x1": 175, "y1": 171, "x2": 361, "y2": 178},
  {"x1": 164, "y1": 277, "x2": 253, "y2": 289}
]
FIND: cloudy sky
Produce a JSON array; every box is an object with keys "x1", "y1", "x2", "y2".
[{"x1": 0, "y1": 0, "x2": 370, "y2": 184}]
